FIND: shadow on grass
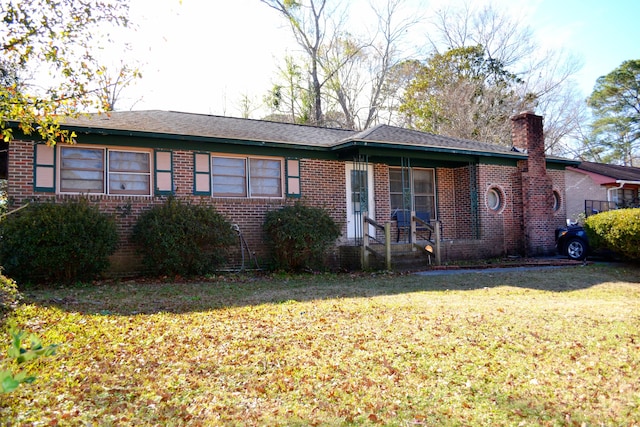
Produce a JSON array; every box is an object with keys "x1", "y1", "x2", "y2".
[{"x1": 21, "y1": 262, "x2": 640, "y2": 316}]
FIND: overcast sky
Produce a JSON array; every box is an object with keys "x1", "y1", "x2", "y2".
[{"x1": 114, "y1": 0, "x2": 640, "y2": 118}]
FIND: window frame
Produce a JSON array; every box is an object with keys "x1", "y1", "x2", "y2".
[
  {"x1": 617, "y1": 187, "x2": 639, "y2": 208},
  {"x1": 248, "y1": 157, "x2": 282, "y2": 198},
  {"x1": 389, "y1": 167, "x2": 437, "y2": 219},
  {"x1": 107, "y1": 149, "x2": 152, "y2": 195},
  {"x1": 552, "y1": 190, "x2": 561, "y2": 212},
  {"x1": 58, "y1": 145, "x2": 153, "y2": 196},
  {"x1": 210, "y1": 154, "x2": 284, "y2": 199},
  {"x1": 34, "y1": 144, "x2": 56, "y2": 193},
  {"x1": 486, "y1": 186, "x2": 505, "y2": 213}
]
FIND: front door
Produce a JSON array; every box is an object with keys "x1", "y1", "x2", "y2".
[{"x1": 345, "y1": 163, "x2": 375, "y2": 239}]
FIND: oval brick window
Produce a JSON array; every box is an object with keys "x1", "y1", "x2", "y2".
[
  {"x1": 486, "y1": 186, "x2": 504, "y2": 211},
  {"x1": 552, "y1": 190, "x2": 561, "y2": 212}
]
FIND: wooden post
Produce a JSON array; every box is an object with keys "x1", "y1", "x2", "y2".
[
  {"x1": 410, "y1": 210, "x2": 417, "y2": 246},
  {"x1": 362, "y1": 213, "x2": 369, "y2": 269},
  {"x1": 384, "y1": 221, "x2": 391, "y2": 271},
  {"x1": 434, "y1": 220, "x2": 441, "y2": 266}
]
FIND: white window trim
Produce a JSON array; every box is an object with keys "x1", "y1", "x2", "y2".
[
  {"x1": 57, "y1": 145, "x2": 154, "y2": 196},
  {"x1": 389, "y1": 166, "x2": 437, "y2": 218},
  {"x1": 210, "y1": 154, "x2": 284, "y2": 199},
  {"x1": 486, "y1": 185, "x2": 506, "y2": 213}
]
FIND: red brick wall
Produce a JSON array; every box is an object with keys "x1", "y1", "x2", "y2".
[
  {"x1": 435, "y1": 168, "x2": 457, "y2": 237},
  {"x1": 8, "y1": 133, "x2": 568, "y2": 272},
  {"x1": 7, "y1": 142, "x2": 351, "y2": 275}
]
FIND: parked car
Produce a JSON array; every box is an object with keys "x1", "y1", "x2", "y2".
[{"x1": 555, "y1": 224, "x2": 589, "y2": 261}]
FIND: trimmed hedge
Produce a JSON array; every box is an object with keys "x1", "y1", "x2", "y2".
[
  {"x1": 585, "y1": 208, "x2": 640, "y2": 260},
  {"x1": 263, "y1": 203, "x2": 341, "y2": 271},
  {"x1": 132, "y1": 198, "x2": 236, "y2": 276},
  {"x1": 0, "y1": 200, "x2": 118, "y2": 284}
]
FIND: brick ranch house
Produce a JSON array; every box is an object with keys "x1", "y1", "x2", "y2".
[{"x1": 3, "y1": 110, "x2": 575, "y2": 275}]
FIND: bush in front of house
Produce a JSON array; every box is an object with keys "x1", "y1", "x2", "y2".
[
  {"x1": 0, "y1": 200, "x2": 118, "y2": 284},
  {"x1": 263, "y1": 202, "x2": 341, "y2": 271},
  {"x1": 0, "y1": 273, "x2": 21, "y2": 326},
  {"x1": 585, "y1": 208, "x2": 640, "y2": 260},
  {"x1": 132, "y1": 198, "x2": 236, "y2": 276}
]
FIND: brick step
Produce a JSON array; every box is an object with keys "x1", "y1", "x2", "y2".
[{"x1": 365, "y1": 243, "x2": 434, "y2": 271}]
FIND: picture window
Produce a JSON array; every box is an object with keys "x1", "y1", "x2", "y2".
[{"x1": 59, "y1": 146, "x2": 151, "y2": 195}]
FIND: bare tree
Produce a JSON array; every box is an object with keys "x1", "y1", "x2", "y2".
[
  {"x1": 378, "y1": 59, "x2": 423, "y2": 127},
  {"x1": 264, "y1": 55, "x2": 313, "y2": 123},
  {"x1": 260, "y1": 0, "x2": 350, "y2": 126},
  {"x1": 322, "y1": 35, "x2": 367, "y2": 129},
  {"x1": 236, "y1": 93, "x2": 263, "y2": 119},
  {"x1": 95, "y1": 61, "x2": 142, "y2": 111},
  {"x1": 261, "y1": 0, "x2": 423, "y2": 129},
  {"x1": 423, "y1": 1, "x2": 584, "y2": 152},
  {"x1": 321, "y1": 0, "x2": 424, "y2": 129}
]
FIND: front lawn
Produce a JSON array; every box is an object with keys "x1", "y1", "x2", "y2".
[{"x1": 2, "y1": 264, "x2": 640, "y2": 426}]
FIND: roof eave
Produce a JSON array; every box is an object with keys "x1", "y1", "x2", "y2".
[
  {"x1": 331, "y1": 140, "x2": 528, "y2": 160},
  {"x1": 32, "y1": 121, "x2": 581, "y2": 166},
  {"x1": 62, "y1": 125, "x2": 331, "y2": 152}
]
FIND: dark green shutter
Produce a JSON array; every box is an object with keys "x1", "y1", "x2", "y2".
[
  {"x1": 154, "y1": 150, "x2": 173, "y2": 195},
  {"x1": 285, "y1": 158, "x2": 301, "y2": 198}
]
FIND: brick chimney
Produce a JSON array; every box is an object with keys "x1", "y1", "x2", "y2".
[{"x1": 511, "y1": 111, "x2": 555, "y2": 256}]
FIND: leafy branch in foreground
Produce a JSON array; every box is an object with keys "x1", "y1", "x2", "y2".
[
  {"x1": 1, "y1": 330, "x2": 58, "y2": 393},
  {"x1": 0, "y1": 0, "x2": 136, "y2": 145}
]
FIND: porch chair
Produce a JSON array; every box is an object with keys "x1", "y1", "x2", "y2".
[{"x1": 394, "y1": 210, "x2": 432, "y2": 242}]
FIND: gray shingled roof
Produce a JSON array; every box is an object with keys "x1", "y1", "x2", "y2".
[
  {"x1": 349, "y1": 124, "x2": 516, "y2": 155},
  {"x1": 576, "y1": 161, "x2": 640, "y2": 181},
  {"x1": 62, "y1": 110, "x2": 521, "y2": 157},
  {"x1": 63, "y1": 110, "x2": 355, "y2": 147}
]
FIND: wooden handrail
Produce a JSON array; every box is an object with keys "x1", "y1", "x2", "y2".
[
  {"x1": 362, "y1": 214, "x2": 391, "y2": 270},
  {"x1": 411, "y1": 211, "x2": 441, "y2": 266},
  {"x1": 362, "y1": 211, "x2": 441, "y2": 269}
]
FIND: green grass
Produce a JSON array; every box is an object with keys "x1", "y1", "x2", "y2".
[{"x1": 2, "y1": 264, "x2": 640, "y2": 426}]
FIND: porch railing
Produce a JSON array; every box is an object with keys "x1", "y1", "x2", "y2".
[
  {"x1": 362, "y1": 214, "x2": 391, "y2": 270},
  {"x1": 413, "y1": 213, "x2": 441, "y2": 266},
  {"x1": 361, "y1": 212, "x2": 441, "y2": 270},
  {"x1": 585, "y1": 199, "x2": 640, "y2": 217},
  {"x1": 585, "y1": 200, "x2": 617, "y2": 217}
]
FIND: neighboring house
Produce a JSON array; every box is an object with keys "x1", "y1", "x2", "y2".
[
  {"x1": 4, "y1": 110, "x2": 574, "y2": 275},
  {"x1": 565, "y1": 162, "x2": 640, "y2": 221}
]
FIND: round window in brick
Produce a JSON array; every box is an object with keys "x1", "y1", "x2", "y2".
[
  {"x1": 486, "y1": 186, "x2": 504, "y2": 212},
  {"x1": 552, "y1": 190, "x2": 561, "y2": 212}
]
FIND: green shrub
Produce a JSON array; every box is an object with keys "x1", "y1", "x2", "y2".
[
  {"x1": 132, "y1": 198, "x2": 235, "y2": 276},
  {"x1": 0, "y1": 273, "x2": 21, "y2": 326},
  {"x1": 0, "y1": 200, "x2": 118, "y2": 284},
  {"x1": 585, "y1": 208, "x2": 640, "y2": 260},
  {"x1": 263, "y1": 203, "x2": 341, "y2": 271}
]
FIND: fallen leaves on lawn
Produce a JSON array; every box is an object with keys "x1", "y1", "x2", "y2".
[{"x1": 1, "y1": 266, "x2": 639, "y2": 425}]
